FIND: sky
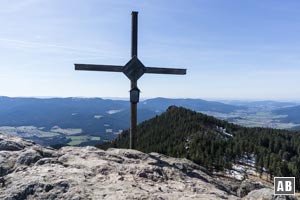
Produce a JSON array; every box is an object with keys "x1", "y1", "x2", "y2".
[{"x1": 0, "y1": 0, "x2": 300, "y2": 101}]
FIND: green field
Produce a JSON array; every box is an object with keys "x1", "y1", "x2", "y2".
[
  {"x1": 201, "y1": 110, "x2": 300, "y2": 130},
  {"x1": 38, "y1": 131, "x2": 60, "y2": 138},
  {"x1": 66, "y1": 135, "x2": 100, "y2": 146}
]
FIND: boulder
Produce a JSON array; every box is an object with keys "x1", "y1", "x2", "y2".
[
  {"x1": 0, "y1": 134, "x2": 34, "y2": 151},
  {"x1": 237, "y1": 179, "x2": 265, "y2": 197},
  {"x1": 243, "y1": 188, "x2": 297, "y2": 200}
]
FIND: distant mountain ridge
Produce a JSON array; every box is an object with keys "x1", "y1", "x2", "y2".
[
  {"x1": 273, "y1": 105, "x2": 300, "y2": 123},
  {"x1": 222, "y1": 100, "x2": 298, "y2": 109},
  {"x1": 141, "y1": 97, "x2": 242, "y2": 113},
  {"x1": 1, "y1": 96, "x2": 300, "y2": 146},
  {"x1": 0, "y1": 96, "x2": 242, "y2": 145},
  {"x1": 0, "y1": 96, "x2": 241, "y2": 129}
]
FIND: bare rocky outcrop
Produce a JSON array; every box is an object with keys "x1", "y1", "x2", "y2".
[
  {"x1": 237, "y1": 180, "x2": 297, "y2": 200},
  {"x1": 243, "y1": 188, "x2": 297, "y2": 200},
  {"x1": 0, "y1": 133, "x2": 287, "y2": 200}
]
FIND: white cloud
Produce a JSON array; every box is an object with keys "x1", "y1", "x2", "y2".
[{"x1": 0, "y1": 37, "x2": 127, "y2": 60}]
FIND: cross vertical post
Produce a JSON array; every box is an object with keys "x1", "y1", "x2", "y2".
[
  {"x1": 130, "y1": 11, "x2": 138, "y2": 149},
  {"x1": 131, "y1": 11, "x2": 138, "y2": 57}
]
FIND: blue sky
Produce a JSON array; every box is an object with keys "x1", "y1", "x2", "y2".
[{"x1": 0, "y1": 0, "x2": 300, "y2": 100}]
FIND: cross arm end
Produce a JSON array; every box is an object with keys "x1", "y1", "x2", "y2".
[{"x1": 145, "y1": 67, "x2": 187, "y2": 75}]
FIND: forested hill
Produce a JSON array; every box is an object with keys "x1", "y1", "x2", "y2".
[{"x1": 98, "y1": 106, "x2": 300, "y2": 190}]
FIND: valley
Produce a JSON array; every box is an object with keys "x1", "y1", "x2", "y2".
[
  {"x1": 203, "y1": 109, "x2": 299, "y2": 130},
  {"x1": 0, "y1": 96, "x2": 299, "y2": 146}
]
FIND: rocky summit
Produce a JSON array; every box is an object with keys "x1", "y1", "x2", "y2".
[{"x1": 0, "y1": 133, "x2": 295, "y2": 200}]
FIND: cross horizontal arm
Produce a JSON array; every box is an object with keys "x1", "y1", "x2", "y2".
[
  {"x1": 75, "y1": 64, "x2": 123, "y2": 72},
  {"x1": 145, "y1": 67, "x2": 186, "y2": 75}
]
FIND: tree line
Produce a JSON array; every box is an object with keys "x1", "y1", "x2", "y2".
[{"x1": 97, "y1": 106, "x2": 300, "y2": 190}]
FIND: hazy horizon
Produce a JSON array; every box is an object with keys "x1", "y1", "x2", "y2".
[{"x1": 1, "y1": 95, "x2": 300, "y2": 103}]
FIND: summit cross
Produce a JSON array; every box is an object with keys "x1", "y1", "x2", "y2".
[{"x1": 75, "y1": 11, "x2": 187, "y2": 149}]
